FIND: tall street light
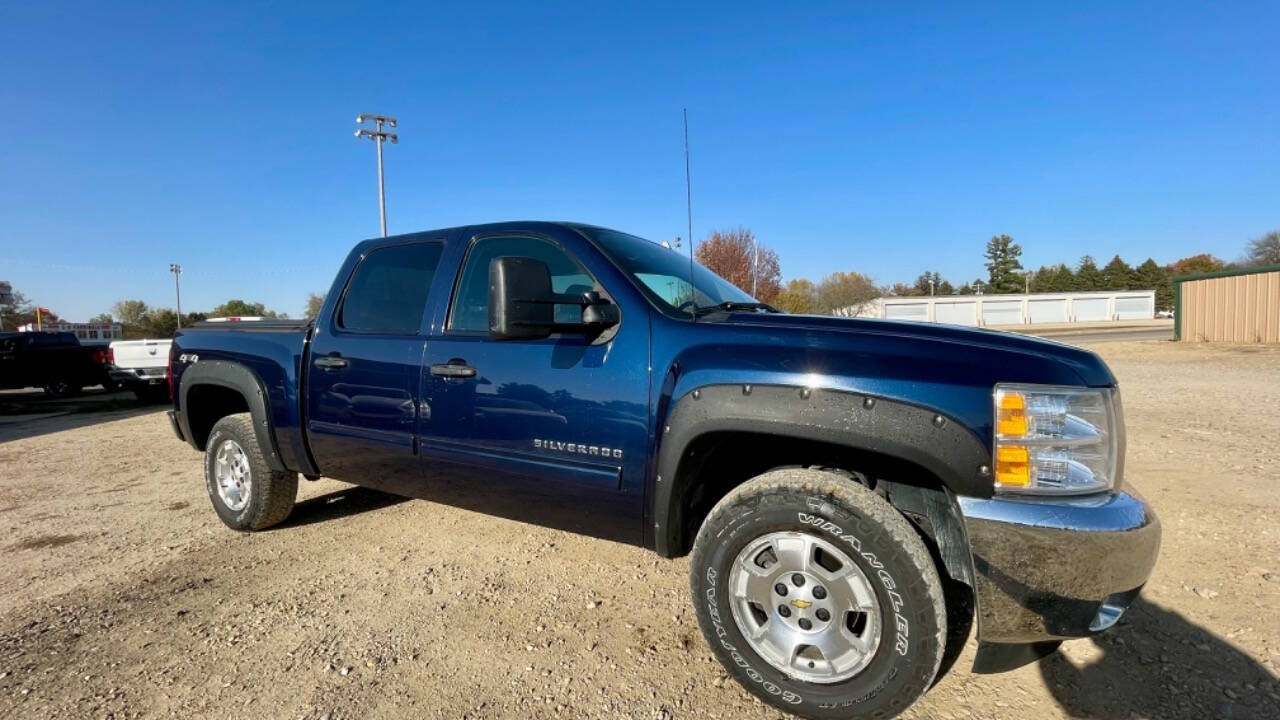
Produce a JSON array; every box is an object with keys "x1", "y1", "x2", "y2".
[
  {"x1": 169, "y1": 264, "x2": 183, "y2": 328},
  {"x1": 355, "y1": 113, "x2": 398, "y2": 237}
]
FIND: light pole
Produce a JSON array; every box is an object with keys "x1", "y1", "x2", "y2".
[
  {"x1": 355, "y1": 113, "x2": 398, "y2": 237},
  {"x1": 928, "y1": 277, "x2": 936, "y2": 296},
  {"x1": 751, "y1": 236, "x2": 759, "y2": 297},
  {"x1": 169, "y1": 264, "x2": 183, "y2": 328}
]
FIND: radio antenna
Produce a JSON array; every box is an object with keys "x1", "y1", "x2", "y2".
[{"x1": 683, "y1": 108, "x2": 696, "y2": 321}]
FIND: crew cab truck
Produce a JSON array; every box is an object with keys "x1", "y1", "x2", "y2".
[
  {"x1": 167, "y1": 222, "x2": 1160, "y2": 720},
  {"x1": 0, "y1": 331, "x2": 114, "y2": 396}
]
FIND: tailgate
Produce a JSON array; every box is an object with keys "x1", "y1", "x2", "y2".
[{"x1": 110, "y1": 339, "x2": 171, "y2": 369}]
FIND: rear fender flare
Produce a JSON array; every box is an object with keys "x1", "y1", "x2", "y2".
[
  {"x1": 649, "y1": 383, "x2": 993, "y2": 557},
  {"x1": 179, "y1": 360, "x2": 286, "y2": 472}
]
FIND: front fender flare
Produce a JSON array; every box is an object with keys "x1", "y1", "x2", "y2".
[{"x1": 649, "y1": 384, "x2": 993, "y2": 557}]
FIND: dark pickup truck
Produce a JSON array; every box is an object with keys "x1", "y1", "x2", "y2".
[
  {"x1": 167, "y1": 221, "x2": 1160, "y2": 719},
  {"x1": 0, "y1": 331, "x2": 113, "y2": 396}
]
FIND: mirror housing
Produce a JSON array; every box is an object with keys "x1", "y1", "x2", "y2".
[
  {"x1": 488, "y1": 256, "x2": 620, "y2": 341},
  {"x1": 489, "y1": 256, "x2": 555, "y2": 340}
]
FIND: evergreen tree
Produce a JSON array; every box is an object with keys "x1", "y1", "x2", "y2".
[
  {"x1": 1101, "y1": 255, "x2": 1134, "y2": 290},
  {"x1": 913, "y1": 271, "x2": 950, "y2": 296},
  {"x1": 1075, "y1": 256, "x2": 1105, "y2": 290},
  {"x1": 984, "y1": 235, "x2": 1024, "y2": 293},
  {"x1": 1132, "y1": 258, "x2": 1173, "y2": 311},
  {"x1": 1032, "y1": 264, "x2": 1075, "y2": 292}
]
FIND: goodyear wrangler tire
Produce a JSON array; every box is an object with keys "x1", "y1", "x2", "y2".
[
  {"x1": 690, "y1": 468, "x2": 945, "y2": 720},
  {"x1": 204, "y1": 413, "x2": 297, "y2": 531}
]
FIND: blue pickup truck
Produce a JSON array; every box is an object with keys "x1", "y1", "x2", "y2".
[{"x1": 167, "y1": 221, "x2": 1160, "y2": 719}]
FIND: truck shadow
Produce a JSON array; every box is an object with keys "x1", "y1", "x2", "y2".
[
  {"x1": 276, "y1": 485, "x2": 410, "y2": 529},
  {"x1": 1037, "y1": 596, "x2": 1278, "y2": 719}
]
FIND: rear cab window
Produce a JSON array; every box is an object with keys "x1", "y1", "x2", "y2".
[{"x1": 338, "y1": 242, "x2": 444, "y2": 334}]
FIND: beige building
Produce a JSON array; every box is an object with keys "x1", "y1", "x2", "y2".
[{"x1": 1176, "y1": 265, "x2": 1280, "y2": 343}]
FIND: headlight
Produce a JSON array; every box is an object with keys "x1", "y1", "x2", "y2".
[{"x1": 992, "y1": 384, "x2": 1123, "y2": 495}]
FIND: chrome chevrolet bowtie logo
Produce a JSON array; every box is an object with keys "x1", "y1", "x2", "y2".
[{"x1": 533, "y1": 439, "x2": 622, "y2": 459}]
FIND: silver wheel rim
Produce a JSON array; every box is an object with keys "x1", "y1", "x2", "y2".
[
  {"x1": 727, "y1": 530, "x2": 882, "y2": 683},
  {"x1": 213, "y1": 439, "x2": 252, "y2": 512}
]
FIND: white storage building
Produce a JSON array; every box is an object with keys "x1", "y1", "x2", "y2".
[{"x1": 859, "y1": 291, "x2": 1156, "y2": 327}]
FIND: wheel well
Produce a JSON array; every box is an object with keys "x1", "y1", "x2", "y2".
[
  {"x1": 185, "y1": 383, "x2": 250, "y2": 450},
  {"x1": 671, "y1": 431, "x2": 957, "y2": 558}
]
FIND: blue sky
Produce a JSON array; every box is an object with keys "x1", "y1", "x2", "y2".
[{"x1": 2, "y1": 1, "x2": 1277, "y2": 320}]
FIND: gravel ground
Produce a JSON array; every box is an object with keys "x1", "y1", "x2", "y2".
[{"x1": 0, "y1": 340, "x2": 1277, "y2": 720}]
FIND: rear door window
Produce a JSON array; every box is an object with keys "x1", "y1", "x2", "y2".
[{"x1": 338, "y1": 242, "x2": 444, "y2": 334}]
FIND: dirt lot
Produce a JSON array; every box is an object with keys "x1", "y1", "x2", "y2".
[{"x1": 1, "y1": 341, "x2": 1277, "y2": 720}]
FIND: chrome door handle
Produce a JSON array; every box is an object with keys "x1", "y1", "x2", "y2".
[
  {"x1": 429, "y1": 362, "x2": 476, "y2": 378},
  {"x1": 314, "y1": 356, "x2": 349, "y2": 369}
]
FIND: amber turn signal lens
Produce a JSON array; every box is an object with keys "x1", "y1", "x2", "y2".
[
  {"x1": 997, "y1": 391, "x2": 1028, "y2": 437},
  {"x1": 995, "y1": 445, "x2": 1030, "y2": 487}
]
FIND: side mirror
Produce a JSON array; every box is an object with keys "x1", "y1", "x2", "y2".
[
  {"x1": 489, "y1": 256, "x2": 555, "y2": 340},
  {"x1": 488, "y1": 256, "x2": 621, "y2": 341}
]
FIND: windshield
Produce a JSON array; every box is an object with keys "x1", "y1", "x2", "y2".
[{"x1": 584, "y1": 227, "x2": 758, "y2": 318}]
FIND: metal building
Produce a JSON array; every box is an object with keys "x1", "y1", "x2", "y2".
[{"x1": 1175, "y1": 265, "x2": 1280, "y2": 343}]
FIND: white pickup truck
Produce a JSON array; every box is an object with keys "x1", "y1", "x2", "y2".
[{"x1": 108, "y1": 338, "x2": 171, "y2": 401}]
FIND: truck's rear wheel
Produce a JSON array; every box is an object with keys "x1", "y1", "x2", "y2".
[
  {"x1": 204, "y1": 413, "x2": 297, "y2": 531},
  {"x1": 43, "y1": 378, "x2": 81, "y2": 397},
  {"x1": 690, "y1": 468, "x2": 945, "y2": 720}
]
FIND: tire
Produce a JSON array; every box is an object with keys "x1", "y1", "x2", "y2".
[
  {"x1": 204, "y1": 413, "x2": 297, "y2": 531},
  {"x1": 43, "y1": 378, "x2": 81, "y2": 398},
  {"x1": 690, "y1": 468, "x2": 946, "y2": 720}
]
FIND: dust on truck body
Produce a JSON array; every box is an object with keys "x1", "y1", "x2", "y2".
[{"x1": 165, "y1": 221, "x2": 1160, "y2": 720}]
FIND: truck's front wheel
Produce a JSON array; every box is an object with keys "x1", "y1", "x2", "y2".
[
  {"x1": 690, "y1": 468, "x2": 945, "y2": 720},
  {"x1": 204, "y1": 413, "x2": 297, "y2": 531}
]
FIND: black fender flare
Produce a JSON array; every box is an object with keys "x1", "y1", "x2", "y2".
[
  {"x1": 649, "y1": 383, "x2": 993, "y2": 558},
  {"x1": 178, "y1": 360, "x2": 287, "y2": 472}
]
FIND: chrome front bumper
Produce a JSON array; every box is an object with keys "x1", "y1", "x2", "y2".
[{"x1": 958, "y1": 485, "x2": 1161, "y2": 649}]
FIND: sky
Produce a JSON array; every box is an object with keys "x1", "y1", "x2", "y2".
[{"x1": 1, "y1": 1, "x2": 1277, "y2": 320}]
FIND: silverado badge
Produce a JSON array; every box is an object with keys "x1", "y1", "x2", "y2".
[{"x1": 533, "y1": 439, "x2": 622, "y2": 459}]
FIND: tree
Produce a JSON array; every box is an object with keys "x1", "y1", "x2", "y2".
[
  {"x1": 1032, "y1": 264, "x2": 1075, "y2": 292},
  {"x1": 1247, "y1": 231, "x2": 1280, "y2": 266},
  {"x1": 913, "y1": 271, "x2": 953, "y2": 296},
  {"x1": 815, "y1": 271, "x2": 879, "y2": 316},
  {"x1": 694, "y1": 227, "x2": 783, "y2": 302},
  {"x1": 1168, "y1": 254, "x2": 1225, "y2": 277},
  {"x1": 88, "y1": 313, "x2": 114, "y2": 326},
  {"x1": 773, "y1": 279, "x2": 818, "y2": 314},
  {"x1": 1075, "y1": 256, "x2": 1105, "y2": 290},
  {"x1": 885, "y1": 283, "x2": 918, "y2": 297},
  {"x1": 210, "y1": 299, "x2": 279, "y2": 318},
  {"x1": 1101, "y1": 255, "x2": 1134, "y2": 290},
  {"x1": 1132, "y1": 258, "x2": 1173, "y2": 311},
  {"x1": 143, "y1": 308, "x2": 180, "y2": 338},
  {"x1": 113, "y1": 300, "x2": 150, "y2": 327},
  {"x1": 0, "y1": 285, "x2": 34, "y2": 330},
  {"x1": 305, "y1": 292, "x2": 327, "y2": 320},
  {"x1": 983, "y1": 234, "x2": 1024, "y2": 293}
]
